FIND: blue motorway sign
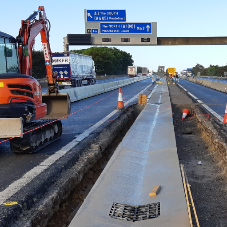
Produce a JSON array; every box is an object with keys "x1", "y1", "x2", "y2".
[
  {"x1": 86, "y1": 10, "x2": 126, "y2": 22},
  {"x1": 92, "y1": 29, "x2": 99, "y2": 34},
  {"x1": 100, "y1": 22, "x2": 152, "y2": 34}
]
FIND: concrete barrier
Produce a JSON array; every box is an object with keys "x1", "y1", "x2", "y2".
[
  {"x1": 60, "y1": 75, "x2": 152, "y2": 102},
  {"x1": 203, "y1": 80, "x2": 212, "y2": 88},
  {"x1": 185, "y1": 77, "x2": 227, "y2": 94},
  {"x1": 211, "y1": 81, "x2": 227, "y2": 93}
]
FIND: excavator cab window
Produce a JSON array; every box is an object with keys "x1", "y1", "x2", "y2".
[
  {"x1": 0, "y1": 38, "x2": 6, "y2": 74},
  {"x1": 5, "y1": 39, "x2": 19, "y2": 73},
  {"x1": 0, "y1": 37, "x2": 19, "y2": 74}
]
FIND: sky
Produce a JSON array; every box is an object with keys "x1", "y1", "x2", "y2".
[{"x1": 1, "y1": 0, "x2": 227, "y2": 73}]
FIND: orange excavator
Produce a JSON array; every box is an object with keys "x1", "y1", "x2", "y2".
[{"x1": 0, "y1": 6, "x2": 70, "y2": 153}]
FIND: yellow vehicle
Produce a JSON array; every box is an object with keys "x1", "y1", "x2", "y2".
[{"x1": 167, "y1": 68, "x2": 176, "y2": 74}]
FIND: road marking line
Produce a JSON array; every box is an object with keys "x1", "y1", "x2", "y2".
[
  {"x1": 187, "y1": 92, "x2": 198, "y2": 100},
  {"x1": 4, "y1": 201, "x2": 18, "y2": 205},
  {"x1": 180, "y1": 85, "x2": 224, "y2": 122},
  {"x1": 201, "y1": 104, "x2": 223, "y2": 122},
  {"x1": 0, "y1": 81, "x2": 154, "y2": 204},
  {"x1": 178, "y1": 84, "x2": 187, "y2": 91}
]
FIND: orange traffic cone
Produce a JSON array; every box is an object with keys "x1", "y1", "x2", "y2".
[
  {"x1": 182, "y1": 109, "x2": 189, "y2": 120},
  {"x1": 223, "y1": 104, "x2": 227, "y2": 123},
  {"x1": 117, "y1": 88, "x2": 124, "y2": 109}
]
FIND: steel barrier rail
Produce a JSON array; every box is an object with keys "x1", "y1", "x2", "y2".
[{"x1": 69, "y1": 79, "x2": 190, "y2": 227}]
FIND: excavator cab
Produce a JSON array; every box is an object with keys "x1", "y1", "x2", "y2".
[
  {"x1": 0, "y1": 32, "x2": 19, "y2": 74},
  {"x1": 0, "y1": 32, "x2": 70, "y2": 121},
  {"x1": 0, "y1": 31, "x2": 70, "y2": 140}
]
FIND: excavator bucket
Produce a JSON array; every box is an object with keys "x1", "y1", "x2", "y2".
[{"x1": 42, "y1": 93, "x2": 71, "y2": 119}]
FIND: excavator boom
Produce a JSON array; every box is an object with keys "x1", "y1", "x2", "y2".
[{"x1": 16, "y1": 6, "x2": 70, "y2": 119}]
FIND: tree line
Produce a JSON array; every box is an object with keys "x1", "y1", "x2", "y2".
[
  {"x1": 31, "y1": 47, "x2": 134, "y2": 78},
  {"x1": 71, "y1": 47, "x2": 133, "y2": 75},
  {"x1": 192, "y1": 63, "x2": 227, "y2": 77}
]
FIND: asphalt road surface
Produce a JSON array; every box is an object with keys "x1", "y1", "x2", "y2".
[{"x1": 179, "y1": 79, "x2": 226, "y2": 118}]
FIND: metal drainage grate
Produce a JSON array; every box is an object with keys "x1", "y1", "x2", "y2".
[{"x1": 109, "y1": 202, "x2": 160, "y2": 222}]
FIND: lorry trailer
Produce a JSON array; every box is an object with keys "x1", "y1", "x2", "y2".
[
  {"x1": 52, "y1": 52, "x2": 96, "y2": 88},
  {"x1": 142, "y1": 67, "x2": 148, "y2": 76},
  {"x1": 127, "y1": 66, "x2": 137, "y2": 77},
  {"x1": 128, "y1": 66, "x2": 145, "y2": 77}
]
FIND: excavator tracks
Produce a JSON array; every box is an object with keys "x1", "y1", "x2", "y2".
[{"x1": 10, "y1": 120, "x2": 62, "y2": 153}]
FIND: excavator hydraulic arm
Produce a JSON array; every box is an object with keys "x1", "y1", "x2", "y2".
[{"x1": 17, "y1": 6, "x2": 71, "y2": 119}]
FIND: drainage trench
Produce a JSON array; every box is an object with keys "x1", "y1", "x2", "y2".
[{"x1": 43, "y1": 104, "x2": 144, "y2": 227}]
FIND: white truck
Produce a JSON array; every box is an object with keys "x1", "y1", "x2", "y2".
[
  {"x1": 127, "y1": 66, "x2": 137, "y2": 77},
  {"x1": 52, "y1": 52, "x2": 96, "y2": 88}
]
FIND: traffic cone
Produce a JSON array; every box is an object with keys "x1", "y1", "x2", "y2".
[
  {"x1": 117, "y1": 88, "x2": 124, "y2": 109},
  {"x1": 182, "y1": 109, "x2": 189, "y2": 120},
  {"x1": 223, "y1": 104, "x2": 227, "y2": 123}
]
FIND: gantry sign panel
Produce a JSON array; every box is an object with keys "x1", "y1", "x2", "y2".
[
  {"x1": 86, "y1": 10, "x2": 126, "y2": 22},
  {"x1": 84, "y1": 9, "x2": 157, "y2": 45},
  {"x1": 64, "y1": 9, "x2": 227, "y2": 49},
  {"x1": 100, "y1": 22, "x2": 152, "y2": 34}
]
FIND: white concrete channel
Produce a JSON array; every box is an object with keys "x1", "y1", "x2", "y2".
[{"x1": 69, "y1": 79, "x2": 190, "y2": 227}]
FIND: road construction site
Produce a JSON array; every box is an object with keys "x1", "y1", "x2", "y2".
[
  {"x1": 2, "y1": 77, "x2": 227, "y2": 226},
  {"x1": 48, "y1": 78, "x2": 227, "y2": 227}
]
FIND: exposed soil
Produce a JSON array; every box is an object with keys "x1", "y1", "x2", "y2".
[
  {"x1": 169, "y1": 84, "x2": 227, "y2": 227},
  {"x1": 45, "y1": 137, "x2": 119, "y2": 227}
]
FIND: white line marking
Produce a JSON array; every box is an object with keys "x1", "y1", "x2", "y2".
[
  {"x1": 187, "y1": 92, "x2": 198, "y2": 100},
  {"x1": 201, "y1": 104, "x2": 223, "y2": 122},
  {"x1": 178, "y1": 84, "x2": 187, "y2": 91},
  {"x1": 0, "y1": 82, "x2": 154, "y2": 204},
  {"x1": 180, "y1": 85, "x2": 223, "y2": 122}
]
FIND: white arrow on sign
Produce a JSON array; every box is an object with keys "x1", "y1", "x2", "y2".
[{"x1": 146, "y1": 25, "x2": 150, "y2": 32}]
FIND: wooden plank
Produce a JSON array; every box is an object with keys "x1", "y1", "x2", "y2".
[{"x1": 149, "y1": 185, "x2": 161, "y2": 196}]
